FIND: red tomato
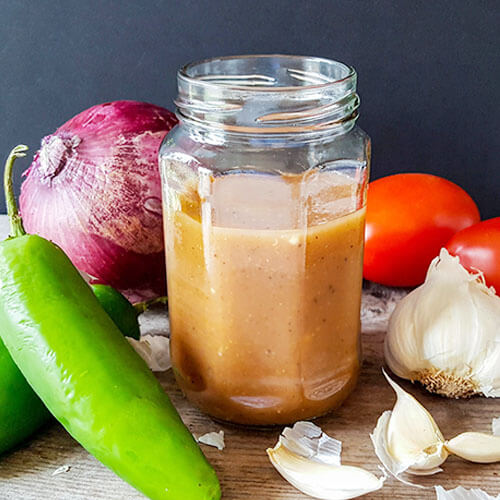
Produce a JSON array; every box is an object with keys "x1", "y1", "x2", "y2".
[
  {"x1": 446, "y1": 218, "x2": 500, "y2": 293},
  {"x1": 364, "y1": 173, "x2": 480, "y2": 287}
]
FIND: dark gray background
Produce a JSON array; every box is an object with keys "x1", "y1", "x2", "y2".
[{"x1": 1, "y1": 0, "x2": 498, "y2": 216}]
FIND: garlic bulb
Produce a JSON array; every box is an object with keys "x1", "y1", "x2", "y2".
[
  {"x1": 385, "y1": 248, "x2": 500, "y2": 398},
  {"x1": 267, "y1": 421, "x2": 385, "y2": 499},
  {"x1": 371, "y1": 371, "x2": 447, "y2": 481}
]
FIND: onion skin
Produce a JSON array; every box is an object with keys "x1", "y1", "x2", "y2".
[{"x1": 20, "y1": 100, "x2": 178, "y2": 303}]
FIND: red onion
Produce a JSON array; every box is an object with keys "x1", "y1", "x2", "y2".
[{"x1": 20, "y1": 100, "x2": 177, "y2": 303}]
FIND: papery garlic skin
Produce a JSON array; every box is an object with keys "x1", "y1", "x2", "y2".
[
  {"x1": 385, "y1": 249, "x2": 500, "y2": 398},
  {"x1": 445, "y1": 432, "x2": 500, "y2": 463},
  {"x1": 280, "y1": 421, "x2": 342, "y2": 465},
  {"x1": 435, "y1": 485, "x2": 500, "y2": 500},
  {"x1": 268, "y1": 422, "x2": 385, "y2": 500},
  {"x1": 492, "y1": 417, "x2": 500, "y2": 436},
  {"x1": 127, "y1": 335, "x2": 171, "y2": 372},
  {"x1": 371, "y1": 371, "x2": 448, "y2": 480},
  {"x1": 197, "y1": 430, "x2": 225, "y2": 451}
]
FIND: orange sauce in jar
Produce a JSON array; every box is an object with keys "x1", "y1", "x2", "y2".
[{"x1": 165, "y1": 169, "x2": 365, "y2": 425}]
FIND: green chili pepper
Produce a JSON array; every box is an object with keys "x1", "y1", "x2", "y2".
[
  {"x1": 91, "y1": 284, "x2": 141, "y2": 340},
  {"x1": 0, "y1": 146, "x2": 220, "y2": 500},
  {"x1": 90, "y1": 285, "x2": 168, "y2": 341},
  {"x1": 0, "y1": 212, "x2": 142, "y2": 457},
  {"x1": 0, "y1": 337, "x2": 51, "y2": 454},
  {"x1": 0, "y1": 283, "x2": 141, "y2": 456}
]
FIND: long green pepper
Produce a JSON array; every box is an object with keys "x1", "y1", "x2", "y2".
[
  {"x1": 0, "y1": 283, "x2": 141, "y2": 456},
  {"x1": 0, "y1": 146, "x2": 220, "y2": 500},
  {"x1": 0, "y1": 337, "x2": 51, "y2": 454}
]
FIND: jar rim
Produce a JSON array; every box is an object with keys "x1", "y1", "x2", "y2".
[
  {"x1": 175, "y1": 54, "x2": 359, "y2": 140},
  {"x1": 178, "y1": 54, "x2": 356, "y2": 93}
]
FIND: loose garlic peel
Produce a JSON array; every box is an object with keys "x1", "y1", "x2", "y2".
[
  {"x1": 371, "y1": 371, "x2": 447, "y2": 482},
  {"x1": 196, "y1": 430, "x2": 225, "y2": 451},
  {"x1": 267, "y1": 421, "x2": 385, "y2": 499},
  {"x1": 127, "y1": 335, "x2": 171, "y2": 372},
  {"x1": 385, "y1": 248, "x2": 500, "y2": 398},
  {"x1": 280, "y1": 421, "x2": 342, "y2": 465},
  {"x1": 435, "y1": 485, "x2": 500, "y2": 500},
  {"x1": 491, "y1": 417, "x2": 500, "y2": 436}
]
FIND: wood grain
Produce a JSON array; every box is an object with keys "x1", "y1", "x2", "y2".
[{"x1": 0, "y1": 278, "x2": 499, "y2": 499}]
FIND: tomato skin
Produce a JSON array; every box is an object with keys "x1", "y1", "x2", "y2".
[
  {"x1": 363, "y1": 173, "x2": 480, "y2": 287},
  {"x1": 446, "y1": 218, "x2": 500, "y2": 293}
]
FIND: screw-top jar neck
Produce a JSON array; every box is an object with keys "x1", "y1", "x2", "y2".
[{"x1": 175, "y1": 55, "x2": 359, "y2": 142}]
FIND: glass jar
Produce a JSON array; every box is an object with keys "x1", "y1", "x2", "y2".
[{"x1": 160, "y1": 55, "x2": 370, "y2": 426}]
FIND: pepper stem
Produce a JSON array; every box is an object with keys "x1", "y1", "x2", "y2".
[
  {"x1": 134, "y1": 296, "x2": 168, "y2": 314},
  {"x1": 4, "y1": 145, "x2": 28, "y2": 238}
]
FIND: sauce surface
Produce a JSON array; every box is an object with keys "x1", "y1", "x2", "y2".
[{"x1": 165, "y1": 170, "x2": 365, "y2": 425}]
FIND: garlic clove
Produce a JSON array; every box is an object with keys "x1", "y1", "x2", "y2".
[
  {"x1": 371, "y1": 410, "x2": 419, "y2": 486},
  {"x1": 385, "y1": 248, "x2": 500, "y2": 399},
  {"x1": 371, "y1": 371, "x2": 448, "y2": 480},
  {"x1": 435, "y1": 485, "x2": 500, "y2": 500},
  {"x1": 268, "y1": 439, "x2": 385, "y2": 500},
  {"x1": 445, "y1": 432, "x2": 500, "y2": 463},
  {"x1": 267, "y1": 422, "x2": 385, "y2": 499}
]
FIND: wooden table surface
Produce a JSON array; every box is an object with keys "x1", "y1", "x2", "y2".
[{"x1": 0, "y1": 216, "x2": 499, "y2": 499}]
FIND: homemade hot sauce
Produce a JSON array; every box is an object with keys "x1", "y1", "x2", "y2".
[{"x1": 165, "y1": 169, "x2": 365, "y2": 425}]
